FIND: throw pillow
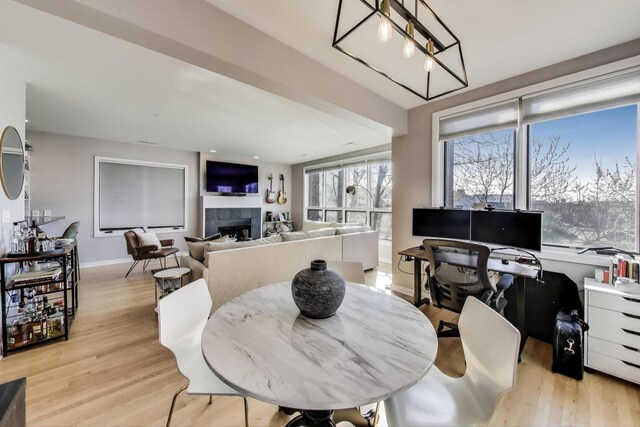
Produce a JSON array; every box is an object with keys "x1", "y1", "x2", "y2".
[
  {"x1": 305, "y1": 228, "x2": 337, "y2": 238},
  {"x1": 184, "y1": 233, "x2": 221, "y2": 243},
  {"x1": 186, "y1": 241, "x2": 211, "y2": 262},
  {"x1": 281, "y1": 231, "x2": 308, "y2": 242},
  {"x1": 184, "y1": 234, "x2": 223, "y2": 260},
  {"x1": 137, "y1": 231, "x2": 162, "y2": 248}
]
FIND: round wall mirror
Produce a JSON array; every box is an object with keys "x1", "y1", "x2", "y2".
[{"x1": 0, "y1": 126, "x2": 25, "y2": 200}]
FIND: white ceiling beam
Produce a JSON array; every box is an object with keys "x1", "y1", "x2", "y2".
[{"x1": 16, "y1": 0, "x2": 408, "y2": 136}]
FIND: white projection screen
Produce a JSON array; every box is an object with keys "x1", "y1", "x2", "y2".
[{"x1": 94, "y1": 157, "x2": 187, "y2": 236}]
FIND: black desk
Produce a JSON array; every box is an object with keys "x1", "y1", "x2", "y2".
[{"x1": 398, "y1": 246, "x2": 539, "y2": 356}]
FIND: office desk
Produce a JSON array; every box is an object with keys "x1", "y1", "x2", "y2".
[{"x1": 398, "y1": 246, "x2": 538, "y2": 356}]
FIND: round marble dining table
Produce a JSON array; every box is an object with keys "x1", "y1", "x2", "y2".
[{"x1": 202, "y1": 282, "x2": 437, "y2": 425}]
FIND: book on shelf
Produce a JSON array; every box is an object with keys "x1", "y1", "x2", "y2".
[
  {"x1": 10, "y1": 267, "x2": 62, "y2": 284},
  {"x1": 608, "y1": 254, "x2": 639, "y2": 284}
]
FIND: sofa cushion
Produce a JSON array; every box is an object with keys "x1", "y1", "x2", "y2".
[
  {"x1": 281, "y1": 231, "x2": 309, "y2": 242},
  {"x1": 302, "y1": 220, "x2": 333, "y2": 231},
  {"x1": 185, "y1": 234, "x2": 223, "y2": 261},
  {"x1": 305, "y1": 228, "x2": 337, "y2": 238},
  {"x1": 335, "y1": 225, "x2": 371, "y2": 235},
  {"x1": 206, "y1": 235, "x2": 283, "y2": 252}
]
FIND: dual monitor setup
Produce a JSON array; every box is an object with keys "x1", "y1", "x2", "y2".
[{"x1": 412, "y1": 208, "x2": 543, "y2": 252}]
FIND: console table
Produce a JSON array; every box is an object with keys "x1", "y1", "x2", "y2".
[{"x1": 0, "y1": 243, "x2": 79, "y2": 356}]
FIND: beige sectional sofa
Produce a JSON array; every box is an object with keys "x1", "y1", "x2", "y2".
[{"x1": 180, "y1": 227, "x2": 378, "y2": 311}]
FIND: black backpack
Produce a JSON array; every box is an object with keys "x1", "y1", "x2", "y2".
[{"x1": 552, "y1": 309, "x2": 589, "y2": 380}]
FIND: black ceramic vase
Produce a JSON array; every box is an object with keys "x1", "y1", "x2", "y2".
[{"x1": 291, "y1": 260, "x2": 346, "y2": 319}]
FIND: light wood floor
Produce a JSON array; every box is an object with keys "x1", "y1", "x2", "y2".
[{"x1": 0, "y1": 262, "x2": 638, "y2": 426}]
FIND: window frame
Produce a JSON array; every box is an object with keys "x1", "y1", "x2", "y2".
[
  {"x1": 303, "y1": 153, "x2": 392, "y2": 240},
  {"x1": 432, "y1": 56, "x2": 640, "y2": 260}
]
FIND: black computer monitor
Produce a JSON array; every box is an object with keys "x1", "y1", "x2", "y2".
[
  {"x1": 470, "y1": 210, "x2": 542, "y2": 251},
  {"x1": 412, "y1": 208, "x2": 471, "y2": 240}
]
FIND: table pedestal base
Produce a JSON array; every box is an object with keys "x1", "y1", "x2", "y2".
[{"x1": 285, "y1": 410, "x2": 335, "y2": 427}]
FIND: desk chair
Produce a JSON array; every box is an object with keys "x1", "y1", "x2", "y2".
[
  {"x1": 158, "y1": 279, "x2": 248, "y2": 427},
  {"x1": 384, "y1": 297, "x2": 521, "y2": 426},
  {"x1": 422, "y1": 238, "x2": 513, "y2": 338}
]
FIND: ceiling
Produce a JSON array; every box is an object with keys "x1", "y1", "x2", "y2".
[
  {"x1": 4, "y1": 1, "x2": 640, "y2": 165},
  {"x1": 208, "y1": 0, "x2": 640, "y2": 109},
  {"x1": 1, "y1": 1, "x2": 391, "y2": 164}
]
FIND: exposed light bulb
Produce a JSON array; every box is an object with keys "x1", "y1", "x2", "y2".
[
  {"x1": 403, "y1": 21, "x2": 415, "y2": 58},
  {"x1": 377, "y1": 0, "x2": 392, "y2": 43},
  {"x1": 424, "y1": 56, "x2": 434, "y2": 72},
  {"x1": 377, "y1": 17, "x2": 392, "y2": 42},
  {"x1": 424, "y1": 39, "x2": 435, "y2": 72}
]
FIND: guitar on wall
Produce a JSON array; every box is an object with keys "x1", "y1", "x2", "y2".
[
  {"x1": 266, "y1": 174, "x2": 276, "y2": 204},
  {"x1": 278, "y1": 174, "x2": 287, "y2": 204}
]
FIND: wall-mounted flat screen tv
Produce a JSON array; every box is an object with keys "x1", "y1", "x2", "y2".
[
  {"x1": 206, "y1": 161, "x2": 258, "y2": 193},
  {"x1": 412, "y1": 208, "x2": 471, "y2": 240}
]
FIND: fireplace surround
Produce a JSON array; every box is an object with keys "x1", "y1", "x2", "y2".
[{"x1": 204, "y1": 208, "x2": 261, "y2": 240}]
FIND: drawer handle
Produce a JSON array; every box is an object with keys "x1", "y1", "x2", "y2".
[
  {"x1": 622, "y1": 328, "x2": 640, "y2": 337},
  {"x1": 622, "y1": 344, "x2": 640, "y2": 352},
  {"x1": 623, "y1": 297, "x2": 640, "y2": 304},
  {"x1": 622, "y1": 312, "x2": 640, "y2": 320},
  {"x1": 622, "y1": 360, "x2": 640, "y2": 370}
]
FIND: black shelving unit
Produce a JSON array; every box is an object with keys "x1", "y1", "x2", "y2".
[{"x1": 0, "y1": 243, "x2": 79, "y2": 356}]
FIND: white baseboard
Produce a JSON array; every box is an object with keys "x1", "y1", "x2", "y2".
[
  {"x1": 391, "y1": 284, "x2": 413, "y2": 296},
  {"x1": 80, "y1": 251, "x2": 188, "y2": 269}
]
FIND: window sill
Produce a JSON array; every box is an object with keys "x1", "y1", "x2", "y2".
[{"x1": 538, "y1": 246, "x2": 609, "y2": 268}]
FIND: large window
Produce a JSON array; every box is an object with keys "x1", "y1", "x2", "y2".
[
  {"x1": 529, "y1": 106, "x2": 637, "y2": 251},
  {"x1": 445, "y1": 129, "x2": 515, "y2": 209},
  {"x1": 437, "y1": 68, "x2": 640, "y2": 251},
  {"x1": 304, "y1": 157, "x2": 392, "y2": 240}
]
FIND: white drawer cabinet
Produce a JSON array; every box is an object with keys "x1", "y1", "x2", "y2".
[{"x1": 584, "y1": 278, "x2": 640, "y2": 385}]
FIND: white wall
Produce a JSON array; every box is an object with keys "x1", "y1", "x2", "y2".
[
  {"x1": 199, "y1": 152, "x2": 292, "y2": 237},
  {"x1": 0, "y1": 45, "x2": 26, "y2": 254},
  {"x1": 0, "y1": 42, "x2": 27, "y2": 357},
  {"x1": 27, "y1": 131, "x2": 200, "y2": 265},
  {"x1": 27, "y1": 133, "x2": 295, "y2": 265}
]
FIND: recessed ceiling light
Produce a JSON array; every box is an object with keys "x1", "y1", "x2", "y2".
[
  {"x1": 24, "y1": 119, "x2": 29, "y2": 123},
  {"x1": 253, "y1": 156, "x2": 259, "y2": 159},
  {"x1": 346, "y1": 141, "x2": 354, "y2": 145},
  {"x1": 301, "y1": 154, "x2": 306, "y2": 157},
  {"x1": 210, "y1": 150, "x2": 217, "y2": 153}
]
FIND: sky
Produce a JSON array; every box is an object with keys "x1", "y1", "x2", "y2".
[{"x1": 531, "y1": 104, "x2": 638, "y2": 182}]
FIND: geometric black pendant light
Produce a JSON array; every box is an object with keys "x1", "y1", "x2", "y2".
[{"x1": 333, "y1": 0, "x2": 468, "y2": 101}]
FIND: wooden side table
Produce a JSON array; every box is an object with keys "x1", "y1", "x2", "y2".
[{"x1": 153, "y1": 267, "x2": 191, "y2": 306}]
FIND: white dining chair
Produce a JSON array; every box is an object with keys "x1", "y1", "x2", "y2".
[
  {"x1": 157, "y1": 279, "x2": 248, "y2": 427},
  {"x1": 384, "y1": 297, "x2": 521, "y2": 427},
  {"x1": 327, "y1": 260, "x2": 366, "y2": 284}
]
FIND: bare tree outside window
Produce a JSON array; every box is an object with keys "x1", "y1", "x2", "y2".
[
  {"x1": 446, "y1": 129, "x2": 515, "y2": 209},
  {"x1": 529, "y1": 106, "x2": 637, "y2": 250},
  {"x1": 446, "y1": 105, "x2": 638, "y2": 251},
  {"x1": 305, "y1": 159, "x2": 392, "y2": 241},
  {"x1": 324, "y1": 170, "x2": 344, "y2": 209}
]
